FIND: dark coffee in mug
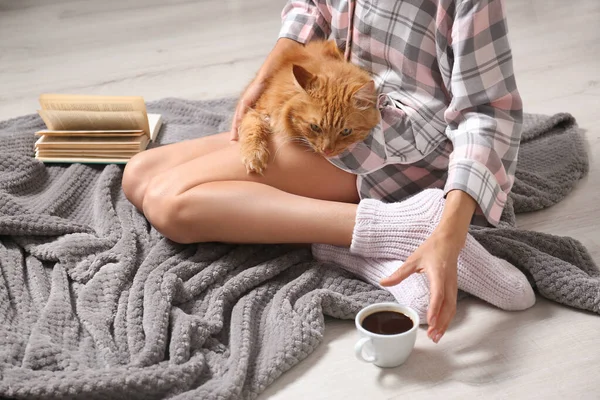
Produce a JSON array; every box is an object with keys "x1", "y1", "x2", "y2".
[{"x1": 361, "y1": 310, "x2": 414, "y2": 335}]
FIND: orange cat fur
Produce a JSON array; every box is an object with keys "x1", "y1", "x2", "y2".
[{"x1": 238, "y1": 40, "x2": 381, "y2": 174}]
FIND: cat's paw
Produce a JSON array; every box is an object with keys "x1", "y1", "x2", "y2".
[{"x1": 241, "y1": 147, "x2": 270, "y2": 175}]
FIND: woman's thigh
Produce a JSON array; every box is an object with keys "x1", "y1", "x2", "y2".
[
  {"x1": 146, "y1": 134, "x2": 360, "y2": 204},
  {"x1": 123, "y1": 132, "x2": 234, "y2": 207}
]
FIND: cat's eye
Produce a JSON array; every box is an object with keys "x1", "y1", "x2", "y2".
[
  {"x1": 341, "y1": 128, "x2": 353, "y2": 136},
  {"x1": 310, "y1": 124, "x2": 321, "y2": 132}
]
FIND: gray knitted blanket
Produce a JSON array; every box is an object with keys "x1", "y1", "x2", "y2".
[{"x1": 0, "y1": 98, "x2": 598, "y2": 399}]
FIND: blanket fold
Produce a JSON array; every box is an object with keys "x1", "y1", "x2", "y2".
[{"x1": 0, "y1": 98, "x2": 597, "y2": 400}]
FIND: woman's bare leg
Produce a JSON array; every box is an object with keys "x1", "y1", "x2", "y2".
[
  {"x1": 161, "y1": 180, "x2": 358, "y2": 245},
  {"x1": 122, "y1": 132, "x2": 233, "y2": 209},
  {"x1": 133, "y1": 134, "x2": 360, "y2": 245}
]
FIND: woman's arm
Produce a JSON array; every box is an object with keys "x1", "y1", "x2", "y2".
[
  {"x1": 443, "y1": 0, "x2": 523, "y2": 226},
  {"x1": 278, "y1": 0, "x2": 331, "y2": 44},
  {"x1": 437, "y1": 190, "x2": 478, "y2": 245},
  {"x1": 381, "y1": 189, "x2": 477, "y2": 343},
  {"x1": 230, "y1": 38, "x2": 303, "y2": 140},
  {"x1": 425, "y1": 0, "x2": 522, "y2": 341},
  {"x1": 383, "y1": 0, "x2": 522, "y2": 343},
  {"x1": 230, "y1": 0, "x2": 330, "y2": 140}
]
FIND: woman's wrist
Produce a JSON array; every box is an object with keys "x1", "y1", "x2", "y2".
[{"x1": 434, "y1": 190, "x2": 477, "y2": 248}]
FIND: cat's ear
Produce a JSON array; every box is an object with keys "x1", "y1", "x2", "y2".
[
  {"x1": 292, "y1": 65, "x2": 316, "y2": 92},
  {"x1": 353, "y1": 80, "x2": 377, "y2": 110}
]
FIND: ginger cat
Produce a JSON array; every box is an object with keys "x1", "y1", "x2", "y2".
[{"x1": 238, "y1": 40, "x2": 381, "y2": 174}]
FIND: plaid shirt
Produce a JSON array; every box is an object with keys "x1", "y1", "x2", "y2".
[{"x1": 279, "y1": 0, "x2": 523, "y2": 226}]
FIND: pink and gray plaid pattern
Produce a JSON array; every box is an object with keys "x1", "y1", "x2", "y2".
[{"x1": 279, "y1": 0, "x2": 523, "y2": 226}]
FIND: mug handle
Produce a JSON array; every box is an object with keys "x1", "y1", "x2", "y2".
[{"x1": 354, "y1": 337, "x2": 377, "y2": 363}]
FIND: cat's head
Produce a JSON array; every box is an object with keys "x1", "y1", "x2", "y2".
[{"x1": 283, "y1": 65, "x2": 380, "y2": 157}]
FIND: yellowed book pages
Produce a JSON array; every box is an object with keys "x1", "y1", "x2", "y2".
[
  {"x1": 35, "y1": 144, "x2": 141, "y2": 151},
  {"x1": 36, "y1": 145, "x2": 141, "y2": 152},
  {"x1": 35, "y1": 157, "x2": 130, "y2": 164},
  {"x1": 36, "y1": 153, "x2": 139, "y2": 159},
  {"x1": 37, "y1": 149, "x2": 140, "y2": 155},
  {"x1": 35, "y1": 113, "x2": 161, "y2": 141},
  {"x1": 36, "y1": 148, "x2": 139, "y2": 156},
  {"x1": 35, "y1": 135, "x2": 147, "y2": 150},
  {"x1": 38, "y1": 110, "x2": 149, "y2": 132},
  {"x1": 38, "y1": 94, "x2": 151, "y2": 137},
  {"x1": 35, "y1": 130, "x2": 145, "y2": 137},
  {"x1": 39, "y1": 93, "x2": 146, "y2": 112}
]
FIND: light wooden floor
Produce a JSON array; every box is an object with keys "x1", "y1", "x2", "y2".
[{"x1": 1, "y1": 1, "x2": 599, "y2": 399}]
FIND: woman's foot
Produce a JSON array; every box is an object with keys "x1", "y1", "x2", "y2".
[
  {"x1": 325, "y1": 189, "x2": 536, "y2": 312},
  {"x1": 312, "y1": 244, "x2": 430, "y2": 323}
]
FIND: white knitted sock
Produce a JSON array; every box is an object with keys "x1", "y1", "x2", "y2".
[
  {"x1": 351, "y1": 189, "x2": 536, "y2": 311},
  {"x1": 312, "y1": 243, "x2": 429, "y2": 324}
]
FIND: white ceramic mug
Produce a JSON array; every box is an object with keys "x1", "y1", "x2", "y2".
[{"x1": 354, "y1": 302, "x2": 419, "y2": 368}]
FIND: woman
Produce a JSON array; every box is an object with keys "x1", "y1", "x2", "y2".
[{"x1": 122, "y1": 0, "x2": 535, "y2": 344}]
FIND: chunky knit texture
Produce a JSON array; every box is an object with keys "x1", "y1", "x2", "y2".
[
  {"x1": 312, "y1": 244, "x2": 431, "y2": 322},
  {"x1": 314, "y1": 237, "x2": 535, "y2": 321},
  {"x1": 351, "y1": 189, "x2": 444, "y2": 259},
  {"x1": 346, "y1": 189, "x2": 536, "y2": 311},
  {"x1": 0, "y1": 98, "x2": 597, "y2": 399}
]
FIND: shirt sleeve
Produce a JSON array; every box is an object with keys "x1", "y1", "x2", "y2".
[
  {"x1": 278, "y1": 0, "x2": 331, "y2": 44},
  {"x1": 443, "y1": 0, "x2": 523, "y2": 226}
]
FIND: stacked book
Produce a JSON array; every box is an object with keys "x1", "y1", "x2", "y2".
[{"x1": 35, "y1": 93, "x2": 162, "y2": 164}]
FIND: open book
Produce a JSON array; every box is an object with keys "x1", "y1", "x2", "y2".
[{"x1": 34, "y1": 93, "x2": 162, "y2": 164}]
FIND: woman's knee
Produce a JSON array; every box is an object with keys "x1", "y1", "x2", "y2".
[
  {"x1": 122, "y1": 152, "x2": 152, "y2": 208},
  {"x1": 142, "y1": 176, "x2": 212, "y2": 244}
]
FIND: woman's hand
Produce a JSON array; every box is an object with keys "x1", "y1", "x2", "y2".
[
  {"x1": 230, "y1": 79, "x2": 268, "y2": 141},
  {"x1": 380, "y1": 227, "x2": 462, "y2": 343},
  {"x1": 230, "y1": 38, "x2": 303, "y2": 141},
  {"x1": 380, "y1": 190, "x2": 477, "y2": 343}
]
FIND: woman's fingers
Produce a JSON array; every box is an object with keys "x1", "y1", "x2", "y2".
[
  {"x1": 379, "y1": 257, "x2": 457, "y2": 343},
  {"x1": 437, "y1": 272, "x2": 458, "y2": 340},
  {"x1": 231, "y1": 81, "x2": 264, "y2": 141},
  {"x1": 427, "y1": 265, "x2": 457, "y2": 343},
  {"x1": 379, "y1": 259, "x2": 418, "y2": 286},
  {"x1": 425, "y1": 264, "x2": 445, "y2": 336},
  {"x1": 230, "y1": 101, "x2": 248, "y2": 141},
  {"x1": 427, "y1": 296, "x2": 457, "y2": 343}
]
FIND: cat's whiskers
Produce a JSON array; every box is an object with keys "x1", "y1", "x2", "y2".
[{"x1": 272, "y1": 136, "x2": 316, "y2": 161}]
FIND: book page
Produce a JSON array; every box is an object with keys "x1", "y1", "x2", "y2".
[
  {"x1": 147, "y1": 113, "x2": 163, "y2": 141},
  {"x1": 37, "y1": 149, "x2": 140, "y2": 155},
  {"x1": 36, "y1": 135, "x2": 145, "y2": 144},
  {"x1": 39, "y1": 93, "x2": 146, "y2": 112},
  {"x1": 38, "y1": 110, "x2": 148, "y2": 132},
  {"x1": 35, "y1": 156, "x2": 129, "y2": 164},
  {"x1": 35, "y1": 135, "x2": 147, "y2": 150},
  {"x1": 35, "y1": 130, "x2": 145, "y2": 137},
  {"x1": 39, "y1": 93, "x2": 151, "y2": 137}
]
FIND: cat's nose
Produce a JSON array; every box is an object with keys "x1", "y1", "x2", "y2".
[{"x1": 323, "y1": 148, "x2": 333, "y2": 155}]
